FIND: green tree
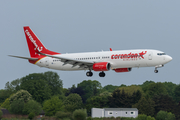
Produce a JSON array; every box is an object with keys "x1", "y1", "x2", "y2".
[
  {"x1": 132, "y1": 96, "x2": 155, "y2": 116},
  {"x1": 163, "y1": 82, "x2": 177, "y2": 98},
  {"x1": 73, "y1": 109, "x2": 87, "y2": 120},
  {"x1": 172, "y1": 104, "x2": 180, "y2": 120},
  {"x1": 131, "y1": 89, "x2": 142, "y2": 104},
  {"x1": 109, "y1": 89, "x2": 141, "y2": 108},
  {"x1": 118, "y1": 85, "x2": 144, "y2": 96},
  {"x1": 65, "y1": 85, "x2": 86, "y2": 103},
  {"x1": 5, "y1": 79, "x2": 22, "y2": 93},
  {"x1": 23, "y1": 100, "x2": 42, "y2": 115},
  {"x1": 20, "y1": 73, "x2": 51, "y2": 103},
  {"x1": 55, "y1": 111, "x2": 72, "y2": 120},
  {"x1": 0, "y1": 89, "x2": 12, "y2": 103},
  {"x1": 153, "y1": 94, "x2": 176, "y2": 115},
  {"x1": 141, "y1": 80, "x2": 155, "y2": 93},
  {"x1": 102, "y1": 85, "x2": 119, "y2": 93},
  {"x1": 0, "y1": 109, "x2": 3, "y2": 119},
  {"x1": 146, "y1": 82, "x2": 168, "y2": 98},
  {"x1": 43, "y1": 96, "x2": 64, "y2": 116},
  {"x1": 166, "y1": 112, "x2": 176, "y2": 120},
  {"x1": 9, "y1": 100, "x2": 25, "y2": 114},
  {"x1": 28, "y1": 112, "x2": 35, "y2": 120},
  {"x1": 64, "y1": 93, "x2": 83, "y2": 112},
  {"x1": 174, "y1": 84, "x2": 180, "y2": 103},
  {"x1": 43, "y1": 71, "x2": 63, "y2": 96},
  {"x1": 147, "y1": 116, "x2": 155, "y2": 120},
  {"x1": 156, "y1": 111, "x2": 175, "y2": 120},
  {"x1": 9, "y1": 90, "x2": 32, "y2": 103},
  {"x1": 109, "y1": 89, "x2": 129, "y2": 107},
  {"x1": 136, "y1": 114, "x2": 147, "y2": 120},
  {"x1": 8, "y1": 90, "x2": 33, "y2": 115},
  {"x1": 5, "y1": 82, "x2": 14, "y2": 93},
  {"x1": 63, "y1": 88, "x2": 69, "y2": 95},
  {"x1": 20, "y1": 72, "x2": 63, "y2": 103},
  {"x1": 1, "y1": 98, "x2": 10, "y2": 110},
  {"x1": 77, "y1": 80, "x2": 102, "y2": 102},
  {"x1": 99, "y1": 91, "x2": 112, "y2": 97},
  {"x1": 86, "y1": 95, "x2": 109, "y2": 115}
]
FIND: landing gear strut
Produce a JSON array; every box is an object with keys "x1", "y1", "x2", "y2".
[
  {"x1": 99, "y1": 71, "x2": 105, "y2": 77},
  {"x1": 154, "y1": 65, "x2": 164, "y2": 73},
  {"x1": 86, "y1": 71, "x2": 93, "y2": 77}
]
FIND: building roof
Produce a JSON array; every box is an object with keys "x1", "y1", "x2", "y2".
[
  {"x1": 104, "y1": 108, "x2": 138, "y2": 111},
  {"x1": 1, "y1": 109, "x2": 10, "y2": 115}
]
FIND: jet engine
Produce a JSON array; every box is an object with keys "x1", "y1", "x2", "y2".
[
  {"x1": 93, "y1": 62, "x2": 111, "y2": 71},
  {"x1": 114, "y1": 68, "x2": 132, "y2": 72}
]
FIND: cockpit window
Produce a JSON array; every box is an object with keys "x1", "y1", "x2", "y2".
[{"x1": 157, "y1": 53, "x2": 166, "y2": 56}]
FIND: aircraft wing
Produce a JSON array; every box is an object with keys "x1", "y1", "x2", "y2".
[
  {"x1": 39, "y1": 52, "x2": 94, "y2": 68},
  {"x1": 8, "y1": 55, "x2": 39, "y2": 60}
]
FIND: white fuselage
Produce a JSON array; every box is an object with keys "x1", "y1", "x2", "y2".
[{"x1": 35, "y1": 49, "x2": 172, "y2": 71}]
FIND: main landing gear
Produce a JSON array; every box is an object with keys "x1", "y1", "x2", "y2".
[
  {"x1": 99, "y1": 71, "x2": 105, "y2": 77},
  {"x1": 86, "y1": 71, "x2": 93, "y2": 77},
  {"x1": 86, "y1": 71, "x2": 106, "y2": 77}
]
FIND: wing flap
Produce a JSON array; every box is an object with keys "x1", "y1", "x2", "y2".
[{"x1": 39, "y1": 52, "x2": 94, "y2": 68}]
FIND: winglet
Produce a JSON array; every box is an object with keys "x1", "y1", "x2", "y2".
[{"x1": 110, "y1": 48, "x2": 112, "y2": 51}]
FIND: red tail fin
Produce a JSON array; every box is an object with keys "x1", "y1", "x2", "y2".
[{"x1": 24, "y1": 26, "x2": 59, "y2": 58}]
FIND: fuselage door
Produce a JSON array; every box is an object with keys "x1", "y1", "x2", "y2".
[{"x1": 148, "y1": 51, "x2": 153, "y2": 60}]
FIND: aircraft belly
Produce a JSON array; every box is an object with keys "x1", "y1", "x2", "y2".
[
  {"x1": 111, "y1": 59, "x2": 136, "y2": 68},
  {"x1": 61, "y1": 64, "x2": 85, "y2": 71},
  {"x1": 146, "y1": 56, "x2": 162, "y2": 67},
  {"x1": 49, "y1": 62, "x2": 85, "y2": 71},
  {"x1": 111, "y1": 57, "x2": 149, "y2": 68}
]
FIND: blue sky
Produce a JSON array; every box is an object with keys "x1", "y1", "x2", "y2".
[{"x1": 1, "y1": 0, "x2": 179, "y2": 89}]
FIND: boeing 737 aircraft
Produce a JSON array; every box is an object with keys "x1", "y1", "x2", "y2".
[{"x1": 9, "y1": 26, "x2": 172, "y2": 77}]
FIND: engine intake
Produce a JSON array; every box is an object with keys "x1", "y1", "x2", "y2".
[
  {"x1": 93, "y1": 62, "x2": 110, "y2": 71},
  {"x1": 114, "y1": 68, "x2": 132, "y2": 72}
]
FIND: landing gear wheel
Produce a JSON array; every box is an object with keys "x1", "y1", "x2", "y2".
[
  {"x1": 99, "y1": 72, "x2": 105, "y2": 77},
  {"x1": 154, "y1": 70, "x2": 158, "y2": 73},
  {"x1": 86, "y1": 71, "x2": 93, "y2": 77}
]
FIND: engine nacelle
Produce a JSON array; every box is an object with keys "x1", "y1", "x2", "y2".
[
  {"x1": 114, "y1": 68, "x2": 132, "y2": 72},
  {"x1": 93, "y1": 62, "x2": 111, "y2": 71}
]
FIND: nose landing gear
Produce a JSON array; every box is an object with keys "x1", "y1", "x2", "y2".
[
  {"x1": 154, "y1": 65, "x2": 164, "y2": 73},
  {"x1": 154, "y1": 69, "x2": 158, "y2": 73}
]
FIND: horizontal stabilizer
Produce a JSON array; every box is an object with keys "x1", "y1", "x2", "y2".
[{"x1": 8, "y1": 55, "x2": 38, "y2": 60}]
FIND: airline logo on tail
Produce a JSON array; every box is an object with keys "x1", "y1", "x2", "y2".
[{"x1": 25, "y1": 30, "x2": 43, "y2": 52}]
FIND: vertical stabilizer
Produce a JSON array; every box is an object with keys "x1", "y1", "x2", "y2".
[{"x1": 24, "y1": 26, "x2": 59, "y2": 58}]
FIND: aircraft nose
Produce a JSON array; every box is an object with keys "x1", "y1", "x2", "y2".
[{"x1": 166, "y1": 55, "x2": 172, "y2": 62}]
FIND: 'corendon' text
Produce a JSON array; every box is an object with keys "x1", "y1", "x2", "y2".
[
  {"x1": 111, "y1": 51, "x2": 147, "y2": 59},
  {"x1": 25, "y1": 30, "x2": 43, "y2": 52}
]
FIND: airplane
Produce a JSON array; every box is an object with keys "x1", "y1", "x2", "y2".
[{"x1": 9, "y1": 26, "x2": 172, "y2": 77}]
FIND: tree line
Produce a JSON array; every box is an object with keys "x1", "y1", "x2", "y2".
[{"x1": 0, "y1": 71, "x2": 180, "y2": 120}]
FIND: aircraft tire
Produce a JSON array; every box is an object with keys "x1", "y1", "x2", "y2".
[
  {"x1": 86, "y1": 71, "x2": 93, "y2": 77},
  {"x1": 154, "y1": 70, "x2": 158, "y2": 73},
  {"x1": 99, "y1": 72, "x2": 105, "y2": 77}
]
